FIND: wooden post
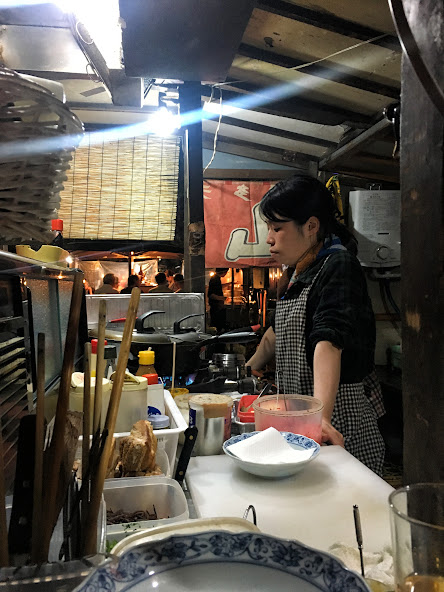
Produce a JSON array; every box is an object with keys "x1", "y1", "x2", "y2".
[
  {"x1": 179, "y1": 82, "x2": 206, "y2": 294},
  {"x1": 400, "y1": 53, "x2": 444, "y2": 484}
]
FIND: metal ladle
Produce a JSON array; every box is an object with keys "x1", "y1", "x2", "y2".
[{"x1": 240, "y1": 382, "x2": 272, "y2": 412}]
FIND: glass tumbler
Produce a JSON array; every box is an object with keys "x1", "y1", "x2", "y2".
[{"x1": 389, "y1": 483, "x2": 444, "y2": 592}]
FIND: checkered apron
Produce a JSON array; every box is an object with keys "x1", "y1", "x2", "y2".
[{"x1": 275, "y1": 257, "x2": 385, "y2": 475}]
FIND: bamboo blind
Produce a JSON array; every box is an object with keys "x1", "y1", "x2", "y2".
[{"x1": 58, "y1": 132, "x2": 181, "y2": 240}]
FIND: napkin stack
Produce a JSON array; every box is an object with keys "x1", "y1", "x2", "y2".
[
  {"x1": 329, "y1": 542, "x2": 394, "y2": 589},
  {"x1": 227, "y1": 427, "x2": 314, "y2": 464}
]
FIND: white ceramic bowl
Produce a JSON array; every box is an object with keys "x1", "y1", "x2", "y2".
[{"x1": 223, "y1": 431, "x2": 320, "y2": 478}]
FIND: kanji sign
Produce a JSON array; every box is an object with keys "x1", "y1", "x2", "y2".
[{"x1": 204, "y1": 180, "x2": 277, "y2": 268}]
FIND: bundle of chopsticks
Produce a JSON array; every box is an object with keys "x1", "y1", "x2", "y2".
[{"x1": 0, "y1": 276, "x2": 141, "y2": 567}]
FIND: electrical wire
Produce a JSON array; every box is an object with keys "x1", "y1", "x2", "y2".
[
  {"x1": 384, "y1": 279, "x2": 401, "y2": 316},
  {"x1": 203, "y1": 87, "x2": 223, "y2": 173},
  {"x1": 211, "y1": 33, "x2": 390, "y2": 88},
  {"x1": 288, "y1": 34, "x2": 388, "y2": 71},
  {"x1": 379, "y1": 279, "x2": 401, "y2": 335}
]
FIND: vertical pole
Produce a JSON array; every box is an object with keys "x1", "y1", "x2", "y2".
[
  {"x1": 179, "y1": 82, "x2": 205, "y2": 294},
  {"x1": 400, "y1": 54, "x2": 444, "y2": 484}
]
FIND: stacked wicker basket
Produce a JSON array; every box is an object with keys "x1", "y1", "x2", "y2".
[{"x1": 0, "y1": 67, "x2": 83, "y2": 244}]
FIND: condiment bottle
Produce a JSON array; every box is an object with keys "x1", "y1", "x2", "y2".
[
  {"x1": 90, "y1": 338, "x2": 108, "y2": 377},
  {"x1": 148, "y1": 414, "x2": 170, "y2": 429},
  {"x1": 143, "y1": 373, "x2": 165, "y2": 415},
  {"x1": 51, "y1": 218, "x2": 64, "y2": 248},
  {"x1": 136, "y1": 350, "x2": 156, "y2": 376}
]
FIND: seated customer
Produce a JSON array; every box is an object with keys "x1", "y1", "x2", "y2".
[
  {"x1": 149, "y1": 272, "x2": 173, "y2": 293},
  {"x1": 173, "y1": 273, "x2": 185, "y2": 293},
  {"x1": 95, "y1": 273, "x2": 119, "y2": 294},
  {"x1": 120, "y1": 274, "x2": 140, "y2": 294}
]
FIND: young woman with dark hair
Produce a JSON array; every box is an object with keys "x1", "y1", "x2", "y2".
[{"x1": 247, "y1": 175, "x2": 385, "y2": 475}]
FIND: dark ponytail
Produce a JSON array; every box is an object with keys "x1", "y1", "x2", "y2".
[{"x1": 260, "y1": 175, "x2": 357, "y2": 253}]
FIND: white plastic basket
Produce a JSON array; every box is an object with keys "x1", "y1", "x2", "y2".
[{"x1": 114, "y1": 389, "x2": 187, "y2": 474}]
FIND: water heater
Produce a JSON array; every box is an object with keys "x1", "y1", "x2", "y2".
[{"x1": 348, "y1": 190, "x2": 401, "y2": 267}]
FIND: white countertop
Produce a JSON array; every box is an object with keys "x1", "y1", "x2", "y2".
[{"x1": 186, "y1": 446, "x2": 394, "y2": 553}]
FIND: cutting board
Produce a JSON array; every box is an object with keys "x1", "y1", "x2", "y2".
[{"x1": 186, "y1": 446, "x2": 393, "y2": 553}]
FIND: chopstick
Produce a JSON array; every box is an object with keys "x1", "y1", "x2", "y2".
[
  {"x1": 82, "y1": 342, "x2": 92, "y2": 483},
  {"x1": 40, "y1": 271, "x2": 84, "y2": 562},
  {"x1": 31, "y1": 333, "x2": 46, "y2": 564},
  {"x1": 83, "y1": 287, "x2": 141, "y2": 555},
  {"x1": 353, "y1": 504, "x2": 365, "y2": 577},
  {"x1": 0, "y1": 422, "x2": 9, "y2": 567},
  {"x1": 171, "y1": 341, "x2": 177, "y2": 391},
  {"x1": 92, "y1": 300, "x2": 107, "y2": 434}
]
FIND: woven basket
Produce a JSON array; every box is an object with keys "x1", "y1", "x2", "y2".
[{"x1": 0, "y1": 67, "x2": 83, "y2": 244}]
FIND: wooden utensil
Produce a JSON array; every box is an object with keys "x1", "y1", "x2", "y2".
[
  {"x1": 83, "y1": 287, "x2": 141, "y2": 555},
  {"x1": 82, "y1": 342, "x2": 92, "y2": 482},
  {"x1": 31, "y1": 333, "x2": 46, "y2": 563},
  {"x1": 92, "y1": 299, "x2": 107, "y2": 434},
  {"x1": 40, "y1": 271, "x2": 84, "y2": 562}
]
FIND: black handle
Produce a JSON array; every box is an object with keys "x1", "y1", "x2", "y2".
[
  {"x1": 174, "y1": 426, "x2": 198, "y2": 483},
  {"x1": 135, "y1": 310, "x2": 165, "y2": 334},
  {"x1": 173, "y1": 313, "x2": 204, "y2": 334},
  {"x1": 216, "y1": 331, "x2": 258, "y2": 344}
]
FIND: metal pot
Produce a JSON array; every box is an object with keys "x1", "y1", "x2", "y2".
[{"x1": 90, "y1": 311, "x2": 258, "y2": 377}]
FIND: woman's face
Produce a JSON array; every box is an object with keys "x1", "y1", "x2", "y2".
[{"x1": 266, "y1": 218, "x2": 316, "y2": 266}]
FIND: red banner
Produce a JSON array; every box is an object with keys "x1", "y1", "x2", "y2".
[{"x1": 204, "y1": 180, "x2": 277, "y2": 268}]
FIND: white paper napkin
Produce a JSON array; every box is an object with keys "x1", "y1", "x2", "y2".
[{"x1": 226, "y1": 427, "x2": 315, "y2": 465}]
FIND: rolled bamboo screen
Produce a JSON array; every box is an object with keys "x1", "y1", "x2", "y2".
[{"x1": 58, "y1": 132, "x2": 181, "y2": 240}]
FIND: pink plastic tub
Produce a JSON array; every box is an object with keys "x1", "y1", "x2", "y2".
[{"x1": 252, "y1": 394, "x2": 323, "y2": 443}]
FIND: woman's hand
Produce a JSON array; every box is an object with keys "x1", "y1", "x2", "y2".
[{"x1": 321, "y1": 418, "x2": 344, "y2": 447}]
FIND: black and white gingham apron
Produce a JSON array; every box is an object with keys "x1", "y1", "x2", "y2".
[{"x1": 275, "y1": 257, "x2": 385, "y2": 476}]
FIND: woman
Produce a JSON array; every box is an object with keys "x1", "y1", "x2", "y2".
[{"x1": 247, "y1": 175, "x2": 385, "y2": 475}]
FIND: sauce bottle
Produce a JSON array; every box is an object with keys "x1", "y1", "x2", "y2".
[{"x1": 136, "y1": 350, "x2": 156, "y2": 376}]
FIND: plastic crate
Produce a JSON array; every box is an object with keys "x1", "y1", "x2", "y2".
[
  {"x1": 104, "y1": 476, "x2": 188, "y2": 543},
  {"x1": 114, "y1": 389, "x2": 187, "y2": 474}
]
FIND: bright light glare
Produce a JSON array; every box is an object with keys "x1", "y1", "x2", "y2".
[
  {"x1": 148, "y1": 108, "x2": 181, "y2": 136},
  {"x1": 65, "y1": 256, "x2": 73, "y2": 264},
  {"x1": 202, "y1": 99, "x2": 241, "y2": 118}
]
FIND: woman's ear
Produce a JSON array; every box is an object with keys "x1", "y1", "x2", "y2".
[{"x1": 306, "y1": 216, "x2": 320, "y2": 235}]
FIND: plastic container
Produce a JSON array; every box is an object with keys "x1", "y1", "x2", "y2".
[
  {"x1": 237, "y1": 394, "x2": 258, "y2": 423},
  {"x1": 115, "y1": 390, "x2": 187, "y2": 473},
  {"x1": 104, "y1": 476, "x2": 189, "y2": 543},
  {"x1": 149, "y1": 414, "x2": 170, "y2": 429},
  {"x1": 136, "y1": 350, "x2": 156, "y2": 376},
  {"x1": 189, "y1": 394, "x2": 233, "y2": 456},
  {"x1": 69, "y1": 372, "x2": 112, "y2": 428},
  {"x1": 253, "y1": 394, "x2": 323, "y2": 443},
  {"x1": 110, "y1": 373, "x2": 148, "y2": 433}
]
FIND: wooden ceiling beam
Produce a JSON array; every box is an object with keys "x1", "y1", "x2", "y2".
[
  {"x1": 201, "y1": 84, "x2": 372, "y2": 128},
  {"x1": 219, "y1": 115, "x2": 337, "y2": 148},
  {"x1": 202, "y1": 131, "x2": 318, "y2": 172},
  {"x1": 237, "y1": 44, "x2": 400, "y2": 99},
  {"x1": 256, "y1": 0, "x2": 400, "y2": 51}
]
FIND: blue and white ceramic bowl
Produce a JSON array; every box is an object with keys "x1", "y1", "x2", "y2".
[{"x1": 223, "y1": 431, "x2": 320, "y2": 478}]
